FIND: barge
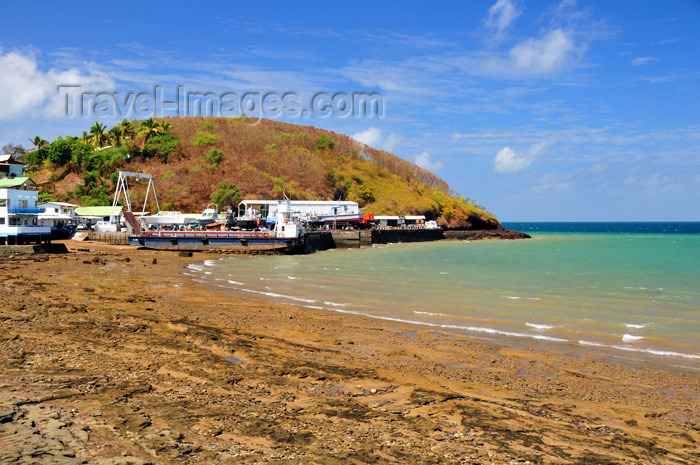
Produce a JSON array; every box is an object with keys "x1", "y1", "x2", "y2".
[{"x1": 126, "y1": 199, "x2": 307, "y2": 253}]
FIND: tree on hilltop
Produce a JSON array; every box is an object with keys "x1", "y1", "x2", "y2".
[
  {"x1": 29, "y1": 136, "x2": 48, "y2": 151},
  {"x1": 89, "y1": 122, "x2": 111, "y2": 148},
  {"x1": 138, "y1": 118, "x2": 162, "y2": 142}
]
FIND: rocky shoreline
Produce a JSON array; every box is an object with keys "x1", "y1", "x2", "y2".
[
  {"x1": 443, "y1": 228, "x2": 531, "y2": 240},
  {"x1": 0, "y1": 241, "x2": 697, "y2": 464}
]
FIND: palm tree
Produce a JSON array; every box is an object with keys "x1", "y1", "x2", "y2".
[
  {"x1": 138, "y1": 117, "x2": 162, "y2": 142},
  {"x1": 119, "y1": 119, "x2": 135, "y2": 140},
  {"x1": 89, "y1": 121, "x2": 111, "y2": 148},
  {"x1": 160, "y1": 120, "x2": 172, "y2": 134},
  {"x1": 28, "y1": 136, "x2": 48, "y2": 151},
  {"x1": 81, "y1": 131, "x2": 90, "y2": 145},
  {"x1": 110, "y1": 125, "x2": 124, "y2": 148}
]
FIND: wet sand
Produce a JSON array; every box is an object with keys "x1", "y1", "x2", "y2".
[{"x1": 1, "y1": 241, "x2": 698, "y2": 464}]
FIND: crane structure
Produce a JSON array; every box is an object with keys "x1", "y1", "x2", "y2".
[{"x1": 109, "y1": 171, "x2": 160, "y2": 224}]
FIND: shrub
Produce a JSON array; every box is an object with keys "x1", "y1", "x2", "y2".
[
  {"x1": 143, "y1": 134, "x2": 180, "y2": 162},
  {"x1": 24, "y1": 148, "x2": 47, "y2": 165},
  {"x1": 206, "y1": 148, "x2": 225, "y2": 165},
  {"x1": 348, "y1": 183, "x2": 375, "y2": 206},
  {"x1": 45, "y1": 137, "x2": 77, "y2": 166},
  {"x1": 211, "y1": 182, "x2": 242, "y2": 208},
  {"x1": 81, "y1": 146, "x2": 128, "y2": 174},
  {"x1": 201, "y1": 120, "x2": 214, "y2": 130},
  {"x1": 315, "y1": 134, "x2": 335, "y2": 150},
  {"x1": 192, "y1": 131, "x2": 221, "y2": 147},
  {"x1": 81, "y1": 187, "x2": 111, "y2": 206}
]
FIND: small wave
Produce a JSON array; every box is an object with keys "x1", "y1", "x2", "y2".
[
  {"x1": 579, "y1": 340, "x2": 700, "y2": 360},
  {"x1": 323, "y1": 301, "x2": 350, "y2": 307},
  {"x1": 526, "y1": 297, "x2": 542, "y2": 301},
  {"x1": 622, "y1": 334, "x2": 644, "y2": 342},
  {"x1": 526, "y1": 323, "x2": 554, "y2": 330},
  {"x1": 303, "y1": 305, "x2": 328, "y2": 310},
  {"x1": 239, "y1": 288, "x2": 316, "y2": 303},
  {"x1": 625, "y1": 323, "x2": 646, "y2": 329},
  {"x1": 578, "y1": 340, "x2": 605, "y2": 347},
  {"x1": 288, "y1": 276, "x2": 299, "y2": 280},
  {"x1": 503, "y1": 295, "x2": 521, "y2": 300},
  {"x1": 203, "y1": 259, "x2": 218, "y2": 267},
  {"x1": 414, "y1": 311, "x2": 447, "y2": 317},
  {"x1": 227, "y1": 279, "x2": 243, "y2": 285},
  {"x1": 439, "y1": 272, "x2": 448, "y2": 275},
  {"x1": 187, "y1": 264, "x2": 204, "y2": 272}
]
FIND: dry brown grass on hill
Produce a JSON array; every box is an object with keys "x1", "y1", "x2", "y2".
[{"x1": 31, "y1": 117, "x2": 499, "y2": 228}]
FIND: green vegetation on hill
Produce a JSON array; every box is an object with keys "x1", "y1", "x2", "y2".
[{"x1": 20, "y1": 117, "x2": 499, "y2": 229}]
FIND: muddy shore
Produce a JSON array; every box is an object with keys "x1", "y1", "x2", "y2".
[{"x1": 1, "y1": 241, "x2": 698, "y2": 464}]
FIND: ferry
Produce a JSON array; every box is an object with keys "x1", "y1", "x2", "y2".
[{"x1": 127, "y1": 200, "x2": 306, "y2": 252}]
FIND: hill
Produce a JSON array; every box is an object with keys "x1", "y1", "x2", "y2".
[{"x1": 23, "y1": 117, "x2": 499, "y2": 229}]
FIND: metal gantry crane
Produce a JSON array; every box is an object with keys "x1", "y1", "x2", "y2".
[{"x1": 109, "y1": 171, "x2": 160, "y2": 224}]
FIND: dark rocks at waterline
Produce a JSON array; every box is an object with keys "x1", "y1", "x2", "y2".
[{"x1": 443, "y1": 228, "x2": 531, "y2": 240}]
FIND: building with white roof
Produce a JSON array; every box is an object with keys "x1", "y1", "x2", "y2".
[{"x1": 0, "y1": 178, "x2": 51, "y2": 245}]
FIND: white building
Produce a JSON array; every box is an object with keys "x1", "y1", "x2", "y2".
[
  {"x1": 0, "y1": 180, "x2": 51, "y2": 245},
  {"x1": 38, "y1": 201, "x2": 79, "y2": 238}
]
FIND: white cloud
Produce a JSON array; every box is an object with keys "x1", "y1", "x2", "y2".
[
  {"x1": 508, "y1": 29, "x2": 580, "y2": 75},
  {"x1": 631, "y1": 56, "x2": 657, "y2": 66},
  {"x1": 494, "y1": 147, "x2": 530, "y2": 173},
  {"x1": 0, "y1": 46, "x2": 114, "y2": 120},
  {"x1": 352, "y1": 127, "x2": 400, "y2": 152},
  {"x1": 413, "y1": 151, "x2": 443, "y2": 172},
  {"x1": 485, "y1": 0, "x2": 522, "y2": 41},
  {"x1": 494, "y1": 139, "x2": 552, "y2": 173}
]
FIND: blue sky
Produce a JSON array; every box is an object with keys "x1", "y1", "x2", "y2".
[{"x1": 1, "y1": 1, "x2": 699, "y2": 221}]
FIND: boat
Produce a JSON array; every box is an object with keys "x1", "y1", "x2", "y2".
[
  {"x1": 141, "y1": 210, "x2": 187, "y2": 226},
  {"x1": 195, "y1": 204, "x2": 219, "y2": 227}
]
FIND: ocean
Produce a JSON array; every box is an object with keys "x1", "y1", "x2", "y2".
[{"x1": 183, "y1": 222, "x2": 700, "y2": 371}]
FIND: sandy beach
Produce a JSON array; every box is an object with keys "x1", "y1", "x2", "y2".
[{"x1": 1, "y1": 242, "x2": 698, "y2": 464}]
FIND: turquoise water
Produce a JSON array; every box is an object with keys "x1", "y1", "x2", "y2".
[{"x1": 185, "y1": 230, "x2": 700, "y2": 370}]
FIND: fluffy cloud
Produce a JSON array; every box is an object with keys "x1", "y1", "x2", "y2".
[
  {"x1": 352, "y1": 127, "x2": 400, "y2": 152},
  {"x1": 494, "y1": 147, "x2": 530, "y2": 173},
  {"x1": 494, "y1": 139, "x2": 551, "y2": 173},
  {"x1": 413, "y1": 151, "x2": 443, "y2": 172},
  {"x1": 0, "y1": 46, "x2": 114, "y2": 120},
  {"x1": 508, "y1": 29, "x2": 580, "y2": 75}
]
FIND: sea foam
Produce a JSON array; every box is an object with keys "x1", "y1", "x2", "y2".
[{"x1": 526, "y1": 323, "x2": 554, "y2": 330}]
